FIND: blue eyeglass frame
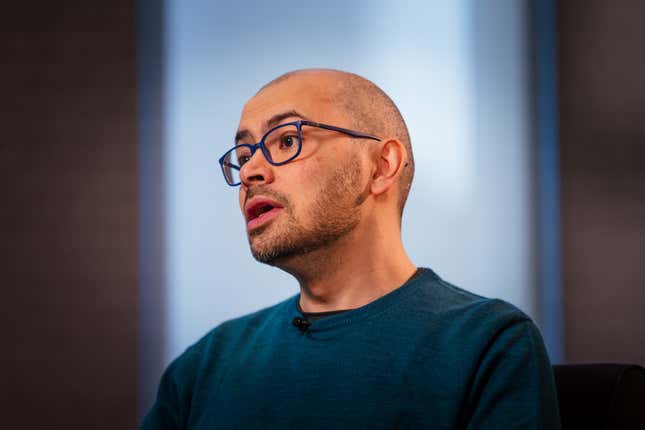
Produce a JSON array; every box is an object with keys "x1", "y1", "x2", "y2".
[{"x1": 218, "y1": 119, "x2": 382, "y2": 186}]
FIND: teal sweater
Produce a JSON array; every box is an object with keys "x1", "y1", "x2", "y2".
[{"x1": 141, "y1": 268, "x2": 560, "y2": 429}]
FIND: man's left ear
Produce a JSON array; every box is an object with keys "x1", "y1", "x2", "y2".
[{"x1": 371, "y1": 138, "x2": 407, "y2": 196}]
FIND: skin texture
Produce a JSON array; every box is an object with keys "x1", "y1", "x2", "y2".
[{"x1": 236, "y1": 69, "x2": 417, "y2": 312}]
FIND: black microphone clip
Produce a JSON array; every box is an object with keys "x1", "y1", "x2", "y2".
[{"x1": 292, "y1": 316, "x2": 311, "y2": 333}]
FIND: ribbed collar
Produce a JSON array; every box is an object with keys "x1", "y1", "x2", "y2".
[{"x1": 289, "y1": 267, "x2": 437, "y2": 335}]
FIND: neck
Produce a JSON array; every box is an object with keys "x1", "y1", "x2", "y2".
[{"x1": 277, "y1": 219, "x2": 417, "y2": 313}]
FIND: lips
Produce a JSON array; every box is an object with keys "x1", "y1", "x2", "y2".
[{"x1": 245, "y1": 197, "x2": 284, "y2": 231}]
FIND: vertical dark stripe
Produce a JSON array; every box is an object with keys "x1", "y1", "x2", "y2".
[
  {"x1": 137, "y1": 0, "x2": 166, "y2": 420},
  {"x1": 559, "y1": 0, "x2": 645, "y2": 367},
  {"x1": 532, "y1": 0, "x2": 563, "y2": 363},
  {"x1": 2, "y1": 3, "x2": 139, "y2": 428}
]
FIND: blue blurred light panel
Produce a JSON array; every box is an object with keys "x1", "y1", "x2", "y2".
[{"x1": 163, "y1": 0, "x2": 534, "y2": 363}]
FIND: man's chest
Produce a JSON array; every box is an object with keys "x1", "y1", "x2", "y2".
[{"x1": 185, "y1": 331, "x2": 470, "y2": 429}]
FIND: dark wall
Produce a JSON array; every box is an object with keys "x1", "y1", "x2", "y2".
[
  {"x1": 1, "y1": 3, "x2": 138, "y2": 428},
  {"x1": 559, "y1": 1, "x2": 645, "y2": 365}
]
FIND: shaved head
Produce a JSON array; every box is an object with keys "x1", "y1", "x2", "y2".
[{"x1": 259, "y1": 69, "x2": 414, "y2": 216}]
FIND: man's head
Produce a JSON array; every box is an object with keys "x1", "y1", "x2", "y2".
[{"x1": 232, "y1": 69, "x2": 414, "y2": 268}]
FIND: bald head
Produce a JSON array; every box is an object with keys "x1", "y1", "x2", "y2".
[{"x1": 259, "y1": 69, "x2": 414, "y2": 216}]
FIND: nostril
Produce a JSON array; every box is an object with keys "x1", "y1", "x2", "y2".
[{"x1": 248, "y1": 173, "x2": 265, "y2": 182}]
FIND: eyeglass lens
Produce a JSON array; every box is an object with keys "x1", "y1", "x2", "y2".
[{"x1": 222, "y1": 124, "x2": 300, "y2": 185}]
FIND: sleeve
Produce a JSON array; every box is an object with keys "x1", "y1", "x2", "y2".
[
  {"x1": 463, "y1": 317, "x2": 561, "y2": 430},
  {"x1": 138, "y1": 363, "x2": 183, "y2": 430},
  {"x1": 138, "y1": 349, "x2": 200, "y2": 430},
  {"x1": 139, "y1": 372, "x2": 181, "y2": 430}
]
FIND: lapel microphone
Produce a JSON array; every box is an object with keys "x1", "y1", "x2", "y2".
[{"x1": 292, "y1": 316, "x2": 311, "y2": 333}]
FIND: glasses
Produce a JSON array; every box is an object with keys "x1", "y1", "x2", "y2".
[{"x1": 218, "y1": 119, "x2": 381, "y2": 186}]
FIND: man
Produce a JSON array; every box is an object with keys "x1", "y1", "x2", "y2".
[{"x1": 141, "y1": 69, "x2": 560, "y2": 429}]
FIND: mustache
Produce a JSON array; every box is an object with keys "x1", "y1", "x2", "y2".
[{"x1": 244, "y1": 186, "x2": 290, "y2": 208}]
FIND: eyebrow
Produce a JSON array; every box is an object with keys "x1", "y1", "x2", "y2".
[{"x1": 234, "y1": 109, "x2": 311, "y2": 144}]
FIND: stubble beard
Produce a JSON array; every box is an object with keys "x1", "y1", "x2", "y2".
[{"x1": 249, "y1": 155, "x2": 365, "y2": 265}]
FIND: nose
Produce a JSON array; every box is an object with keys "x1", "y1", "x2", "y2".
[{"x1": 239, "y1": 147, "x2": 274, "y2": 187}]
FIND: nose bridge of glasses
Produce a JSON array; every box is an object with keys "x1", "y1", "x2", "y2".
[
  {"x1": 239, "y1": 141, "x2": 272, "y2": 179},
  {"x1": 250, "y1": 141, "x2": 270, "y2": 163}
]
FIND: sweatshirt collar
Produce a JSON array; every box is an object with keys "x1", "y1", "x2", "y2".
[{"x1": 289, "y1": 267, "x2": 436, "y2": 334}]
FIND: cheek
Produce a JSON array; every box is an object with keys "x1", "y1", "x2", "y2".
[
  {"x1": 277, "y1": 161, "x2": 323, "y2": 216},
  {"x1": 291, "y1": 159, "x2": 328, "y2": 194}
]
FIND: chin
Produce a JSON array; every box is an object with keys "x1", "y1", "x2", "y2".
[
  {"x1": 247, "y1": 201, "x2": 361, "y2": 267},
  {"x1": 248, "y1": 226, "x2": 289, "y2": 264},
  {"x1": 251, "y1": 246, "x2": 290, "y2": 266},
  {"x1": 249, "y1": 236, "x2": 300, "y2": 265},
  {"x1": 249, "y1": 229, "x2": 316, "y2": 266}
]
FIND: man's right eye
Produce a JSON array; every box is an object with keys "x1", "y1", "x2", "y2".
[{"x1": 238, "y1": 155, "x2": 251, "y2": 166}]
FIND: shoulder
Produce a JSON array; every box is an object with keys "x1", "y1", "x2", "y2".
[
  {"x1": 413, "y1": 268, "x2": 529, "y2": 323},
  {"x1": 408, "y1": 269, "x2": 553, "y2": 382},
  {"x1": 143, "y1": 295, "x2": 297, "y2": 428},
  {"x1": 407, "y1": 268, "x2": 537, "y2": 350},
  {"x1": 169, "y1": 294, "x2": 296, "y2": 371}
]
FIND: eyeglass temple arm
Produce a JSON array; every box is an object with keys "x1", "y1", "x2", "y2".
[{"x1": 301, "y1": 120, "x2": 382, "y2": 142}]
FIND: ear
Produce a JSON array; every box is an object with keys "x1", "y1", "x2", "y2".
[{"x1": 370, "y1": 138, "x2": 407, "y2": 196}]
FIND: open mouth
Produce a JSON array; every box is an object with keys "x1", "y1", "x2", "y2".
[
  {"x1": 248, "y1": 203, "x2": 276, "y2": 221},
  {"x1": 245, "y1": 198, "x2": 284, "y2": 230}
]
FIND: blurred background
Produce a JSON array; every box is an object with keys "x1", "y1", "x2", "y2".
[{"x1": 3, "y1": 0, "x2": 644, "y2": 428}]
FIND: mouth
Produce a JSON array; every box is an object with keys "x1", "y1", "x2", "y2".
[{"x1": 245, "y1": 197, "x2": 284, "y2": 231}]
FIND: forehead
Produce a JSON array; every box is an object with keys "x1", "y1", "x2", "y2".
[{"x1": 239, "y1": 74, "x2": 346, "y2": 130}]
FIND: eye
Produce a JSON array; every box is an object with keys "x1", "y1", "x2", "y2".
[
  {"x1": 234, "y1": 146, "x2": 252, "y2": 166},
  {"x1": 279, "y1": 135, "x2": 298, "y2": 150},
  {"x1": 238, "y1": 155, "x2": 251, "y2": 167}
]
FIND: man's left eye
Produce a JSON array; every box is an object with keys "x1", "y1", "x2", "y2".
[{"x1": 280, "y1": 135, "x2": 297, "y2": 149}]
